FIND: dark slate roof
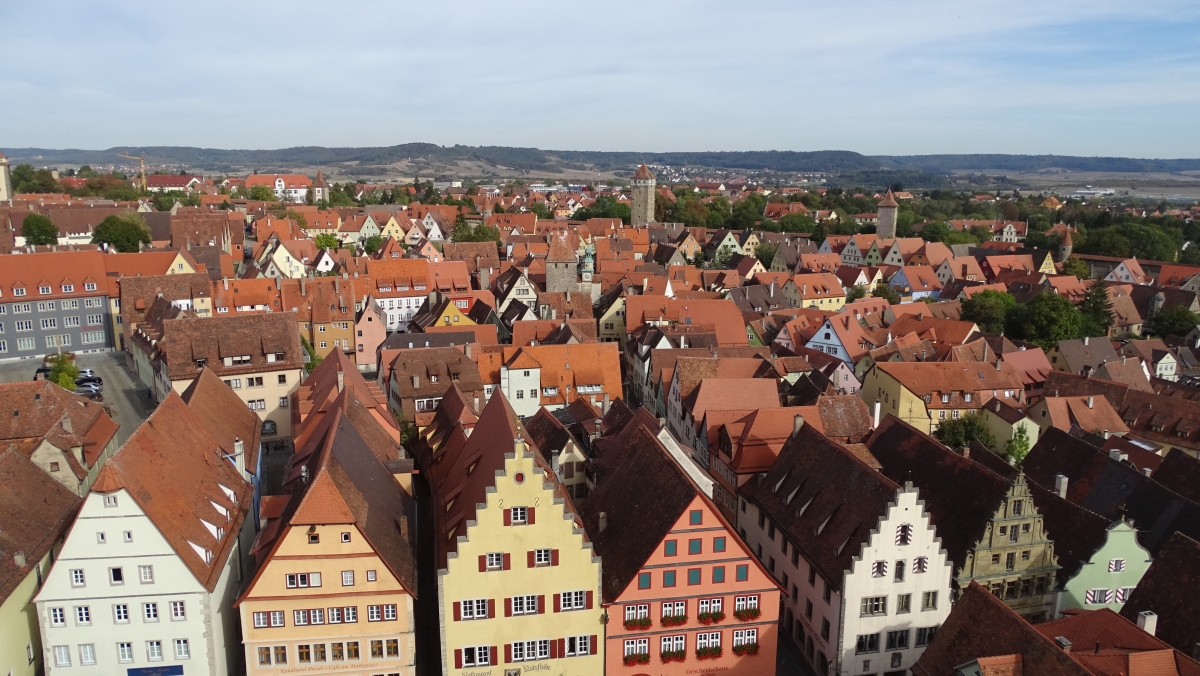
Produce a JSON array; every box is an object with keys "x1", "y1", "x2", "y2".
[
  {"x1": 380, "y1": 331, "x2": 478, "y2": 350},
  {"x1": 742, "y1": 422, "x2": 901, "y2": 589},
  {"x1": 1025, "y1": 480, "x2": 1112, "y2": 584},
  {"x1": 1043, "y1": 371, "x2": 1130, "y2": 408},
  {"x1": 911, "y1": 581, "x2": 1092, "y2": 676},
  {"x1": 1054, "y1": 337, "x2": 1121, "y2": 375},
  {"x1": 1119, "y1": 532, "x2": 1200, "y2": 656},
  {"x1": 865, "y1": 416, "x2": 1012, "y2": 573},
  {"x1": 523, "y1": 407, "x2": 573, "y2": 467},
  {"x1": 1021, "y1": 427, "x2": 1200, "y2": 556},
  {"x1": 1151, "y1": 448, "x2": 1200, "y2": 504},
  {"x1": 578, "y1": 424, "x2": 699, "y2": 602}
]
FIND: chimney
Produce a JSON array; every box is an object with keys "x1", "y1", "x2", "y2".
[
  {"x1": 1055, "y1": 636, "x2": 1072, "y2": 653},
  {"x1": 1122, "y1": 355, "x2": 1127, "y2": 365},
  {"x1": 301, "y1": 277, "x2": 307, "y2": 296},
  {"x1": 337, "y1": 370, "x2": 345, "y2": 392},
  {"x1": 598, "y1": 512, "x2": 608, "y2": 532},
  {"x1": 1143, "y1": 467, "x2": 1153, "y2": 477},
  {"x1": 13, "y1": 551, "x2": 25, "y2": 568},
  {"x1": 465, "y1": 343, "x2": 472, "y2": 359},
  {"x1": 960, "y1": 445, "x2": 970, "y2": 459},
  {"x1": 566, "y1": 290, "x2": 571, "y2": 302},
  {"x1": 1109, "y1": 449, "x2": 1121, "y2": 461},
  {"x1": 873, "y1": 401, "x2": 881, "y2": 428},
  {"x1": 223, "y1": 278, "x2": 229, "y2": 290},
  {"x1": 399, "y1": 516, "x2": 409, "y2": 541},
  {"x1": 412, "y1": 375, "x2": 420, "y2": 388},
  {"x1": 1139, "y1": 611, "x2": 1159, "y2": 637},
  {"x1": 793, "y1": 414, "x2": 805, "y2": 435},
  {"x1": 602, "y1": 392, "x2": 610, "y2": 414},
  {"x1": 335, "y1": 278, "x2": 340, "y2": 293},
  {"x1": 1084, "y1": 336, "x2": 1089, "y2": 346},
  {"x1": 1087, "y1": 396, "x2": 1094, "y2": 409},
  {"x1": 1055, "y1": 474, "x2": 1068, "y2": 498}
]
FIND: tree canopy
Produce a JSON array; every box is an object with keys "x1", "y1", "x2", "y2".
[
  {"x1": 572, "y1": 195, "x2": 631, "y2": 224},
  {"x1": 21, "y1": 213, "x2": 58, "y2": 245},
  {"x1": 961, "y1": 290, "x2": 1016, "y2": 334},
  {"x1": 1149, "y1": 305, "x2": 1200, "y2": 338},
  {"x1": 91, "y1": 214, "x2": 151, "y2": 252},
  {"x1": 1010, "y1": 291, "x2": 1082, "y2": 349},
  {"x1": 451, "y1": 223, "x2": 502, "y2": 243},
  {"x1": 932, "y1": 413, "x2": 996, "y2": 450},
  {"x1": 313, "y1": 233, "x2": 340, "y2": 250}
]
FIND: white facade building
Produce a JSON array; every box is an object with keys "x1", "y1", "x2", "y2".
[
  {"x1": 739, "y1": 425, "x2": 953, "y2": 676},
  {"x1": 34, "y1": 394, "x2": 254, "y2": 676}
]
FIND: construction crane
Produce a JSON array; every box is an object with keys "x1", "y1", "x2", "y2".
[{"x1": 116, "y1": 152, "x2": 147, "y2": 192}]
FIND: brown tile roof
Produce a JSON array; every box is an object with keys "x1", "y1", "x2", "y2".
[
  {"x1": 1120, "y1": 532, "x2": 1200, "y2": 657},
  {"x1": 888, "y1": 314, "x2": 980, "y2": 346},
  {"x1": 1035, "y1": 608, "x2": 1200, "y2": 676},
  {"x1": 91, "y1": 392, "x2": 252, "y2": 591},
  {"x1": 742, "y1": 421, "x2": 902, "y2": 588},
  {"x1": 210, "y1": 276, "x2": 283, "y2": 314},
  {"x1": 387, "y1": 347, "x2": 485, "y2": 420},
  {"x1": 0, "y1": 447, "x2": 82, "y2": 606},
  {"x1": 866, "y1": 416, "x2": 1016, "y2": 574},
  {"x1": 155, "y1": 311, "x2": 304, "y2": 380},
  {"x1": 1038, "y1": 396, "x2": 1130, "y2": 436},
  {"x1": 119, "y1": 272, "x2": 213, "y2": 334},
  {"x1": 1055, "y1": 338, "x2": 1122, "y2": 375},
  {"x1": 1151, "y1": 449, "x2": 1200, "y2": 504},
  {"x1": 180, "y1": 369, "x2": 263, "y2": 474},
  {"x1": 911, "y1": 581, "x2": 1092, "y2": 676},
  {"x1": 578, "y1": 423, "x2": 709, "y2": 601},
  {"x1": 876, "y1": 361, "x2": 1026, "y2": 408},
  {"x1": 1024, "y1": 480, "x2": 1112, "y2": 584},
  {"x1": 0, "y1": 380, "x2": 119, "y2": 471}
]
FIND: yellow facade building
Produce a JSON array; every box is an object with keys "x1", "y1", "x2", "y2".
[
  {"x1": 236, "y1": 407, "x2": 417, "y2": 676},
  {"x1": 415, "y1": 387, "x2": 604, "y2": 675}
]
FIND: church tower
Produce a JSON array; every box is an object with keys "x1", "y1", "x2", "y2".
[
  {"x1": 0, "y1": 151, "x2": 12, "y2": 205},
  {"x1": 1057, "y1": 228, "x2": 1074, "y2": 263},
  {"x1": 630, "y1": 164, "x2": 656, "y2": 225},
  {"x1": 876, "y1": 189, "x2": 899, "y2": 238}
]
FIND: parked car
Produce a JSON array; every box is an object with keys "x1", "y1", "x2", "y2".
[
  {"x1": 75, "y1": 376, "x2": 103, "y2": 388},
  {"x1": 78, "y1": 390, "x2": 103, "y2": 402},
  {"x1": 75, "y1": 383, "x2": 103, "y2": 394},
  {"x1": 77, "y1": 369, "x2": 96, "y2": 378}
]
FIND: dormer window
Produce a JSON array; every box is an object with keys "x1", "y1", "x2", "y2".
[
  {"x1": 38, "y1": 286, "x2": 51, "y2": 295},
  {"x1": 13, "y1": 287, "x2": 26, "y2": 297},
  {"x1": 62, "y1": 285, "x2": 74, "y2": 293},
  {"x1": 85, "y1": 283, "x2": 97, "y2": 291},
  {"x1": 941, "y1": 393, "x2": 950, "y2": 403}
]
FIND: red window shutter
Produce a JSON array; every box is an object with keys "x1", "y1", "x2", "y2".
[
  {"x1": 558, "y1": 638, "x2": 566, "y2": 657},
  {"x1": 527, "y1": 507, "x2": 535, "y2": 524},
  {"x1": 503, "y1": 553, "x2": 511, "y2": 570},
  {"x1": 503, "y1": 508, "x2": 511, "y2": 526},
  {"x1": 491, "y1": 647, "x2": 498, "y2": 666},
  {"x1": 504, "y1": 597, "x2": 512, "y2": 617},
  {"x1": 487, "y1": 599, "x2": 495, "y2": 619},
  {"x1": 553, "y1": 593, "x2": 561, "y2": 613},
  {"x1": 478, "y1": 555, "x2": 486, "y2": 572},
  {"x1": 452, "y1": 602, "x2": 461, "y2": 621},
  {"x1": 527, "y1": 550, "x2": 535, "y2": 568},
  {"x1": 454, "y1": 649, "x2": 463, "y2": 669},
  {"x1": 586, "y1": 590, "x2": 594, "y2": 609},
  {"x1": 589, "y1": 635, "x2": 598, "y2": 655},
  {"x1": 550, "y1": 639, "x2": 559, "y2": 659},
  {"x1": 537, "y1": 595, "x2": 546, "y2": 614},
  {"x1": 504, "y1": 644, "x2": 512, "y2": 664},
  {"x1": 551, "y1": 549, "x2": 560, "y2": 566}
]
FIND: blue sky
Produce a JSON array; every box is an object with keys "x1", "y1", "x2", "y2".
[{"x1": 2, "y1": 0, "x2": 1198, "y2": 156}]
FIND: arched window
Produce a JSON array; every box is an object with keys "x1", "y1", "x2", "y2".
[{"x1": 261, "y1": 420, "x2": 277, "y2": 436}]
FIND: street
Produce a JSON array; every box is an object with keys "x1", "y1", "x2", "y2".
[{"x1": 0, "y1": 351, "x2": 154, "y2": 445}]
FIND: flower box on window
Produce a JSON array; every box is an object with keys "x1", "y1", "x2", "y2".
[
  {"x1": 623, "y1": 617, "x2": 652, "y2": 631},
  {"x1": 696, "y1": 646, "x2": 723, "y2": 660},
  {"x1": 734, "y1": 608, "x2": 761, "y2": 622},
  {"x1": 698, "y1": 611, "x2": 726, "y2": 625},
  {"x1": 733, "y1": 642, "x2": 759, "y2": 656},
  {"x1": 660, "y1": 615, "x2": 688, "y2": 628},
  {"x1": 660, "y1": 650, "x2": 686, "y2": 663},
  {"x1": 623, "y1": 653, "x2": 650, "y2": 666}
]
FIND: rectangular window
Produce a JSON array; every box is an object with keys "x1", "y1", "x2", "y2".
[
  {"x1": 638, "y1": 572, "x2": 651, "y2": 589},
  {"x1": 662, "y1": 600, "x2": 686, "y2": 618},
  {"x1": 566, "y1": 635, "x2": 591, "y2": 656},
  {"x1": 1108, "y1": 558, "x2": 1126, "y2": 573},
  {"x1": 535, "y1": 548, "x2": 551, "y2": 565},
  {"x1": 344, "y1": 606, "x2": 357, "y2": 622},
  {"x1": 562, "y1": 590, "x2": 586, "y2": 610},
  {"x1": 342, "y1": 570, "x2": 355, "y2": 586},
  {"x1": 139, "y1": 565, "x2": 154, "y2": 583},
  {"x1": 64, "y1": 316, "x2": 80, "y2": 327},
  {"x1": 625, "y1": 603, "x2": 650, "y2": 621},
  {"x1": 915, "y1": 626, "x2": 939, "y2": 647},
  {"x1": 861, "y1": 596, "x2": 886, "y2": 616},
  {"x1": 70, "y1": 569, "x2": 84, "y2": 586},
  {"x1": 253, "y1": 612, "x2": 268, "y2": 628},
  {"x1": 511, "y1": 506, "x2": 527, "y2": 524},
  {"x1": 624, "y1": 639, "x2": 649, "y2": 657},
  {"x1": 486, "y1": 552, "x2": 503, "y2": 570},
  {"x1": 75, "y1": 605, "x2": 91, "y2": 624},
  {"x1": 51, "y1": 607, "x2": 66, "y2": 626},
  {"x1": 736, "y1": 564, "x2": 749, "y2": 581},
  {"x1": 914, "y1": 556, "x2": 928, "y2": 573},
  {"x1": 54, "y1": 646, "x2": 71, "y2": 667},
  {"x1": 175, "y1": 639, "x2": 190, "y2": 659},
  {"x1": 713, "y1": 566, "x2": 726, "y2": 583},
  {"x1": 310, "y1": 608, "x2": 324, "y2": 624},
  {"x1": 922, "y1": 591, "x2": 938, "y2": 610},
  {"x1": 270, "y1": 610, "x2": 285, "y2": 627},
  {"x1": 663, "y1": 570, "x2": 676, "y2": 587},
  {"x1": 690, "y1": 509, "x2": 703, "y2": 525},
  {"x1": 274, "y1": 646, "x2": 288, "y2": 664},
  {"x1": 118, "y1": 642, "x2": 133, "y2": 663},
  {"x1": 697, "y1": 632, "x2": 721, "y2": 649},
  {"x1": 734, "y1": 595, "x2": 758, "y2": 611},
  {"x1": 855, "y1": 633, "x2": 880, "y2": 654},
  {"x1": 886, "y1": 629, "x2": 910, "y2": 650},
  {"x1": 368, "y1": 605, "x2": 381, "y2": 621},
  {"x1": 714, "y1": 536, "x2": 726, "y2": 552},
  {"x1": 462, "y1": 646, "x2": 491, "y2": 666},
  {"x1": 87, "y1": 314, "x2": 104, "y2": 325},
  {"x1": 79, "y1": 643, "x2": 96, "y2": 665},
  {"x1": 148, "y1": 640, "x2": 163, "y2": 661},
  {"x1": 512, "y1": 594, "x2": 538, "y2": 615},
  {"x1": 665, "y1": 540, "x2": 677, "y2": 556},
  {"x1": 294, "y1": 609, "x2": 308, "y2": 625},
  {"x1": 688, "y1": 568, "x2": 701, "y2": 585},
  {"x1": 897, "y1": 593, "x2": 911, "y2": 613}
]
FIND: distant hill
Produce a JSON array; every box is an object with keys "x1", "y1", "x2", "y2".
[{"x1": 5, "y1": 145, "x2": 1200, "y2": 176}]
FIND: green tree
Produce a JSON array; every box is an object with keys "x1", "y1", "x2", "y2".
[
  {"x1": 778, "y1": 213, "x2": 815, "y2": 234},
  {"x1": 573, "y1": 195, "x2": 631, "y2": 224},
  {"x1": 1079, "y1": 280, "x2": 1114, "y2": 336},
  {"x1": 21, "y1": 213, "x2": 59, "y2": 245},
  {"x1": 452, "y1": 223, "x2": 502, "y2": 244},
  {"x1": 932, "y1": 413, "x2": 996, "y2": 450},
  {"x1": 280, "y1": 209, "x2": 308, "y2": 229},
  {"x1": 872, "y1": 283, "x2": 901, "y2": 304},
  {"x1": 1004, "y1": 425, "x2": 1032, "y2": 463},
  {"x1": 247, "y1": 185, "x2": 278, "y2": 201},
  {"x1": 1149, "y1": 305, "x2": 1200, "y2": 338},
  {"x1": 364, "y1": 235, "x2": 384, "y2": 254},
  {"x1": 1017, "y1": 292, "x2": 1082, "y2": 349},
  {"x1": 47, "y1": 353, "x2": 79, "y2": 392},
  {"x1": 11, "y1": 164, "x2": 60, "y2": 193},
  {"x1": 313, "y1": 233, "x2": 340, "y2": 250},
  {"x1": 300, "y1": 336, "x2": 322, "y2": 374},
  {"x1": 847, "y1": 285, "x2": 867, "y2": 301},
  {"x1": 920, "y1": 221, "x2": 951, "y2": 242},
  {"x1": 1062, "y1": 256, "x2": 1091, "y2": 280},
  {"x1": 529, "y1": 202, "x2": 551, "y2": 219},
  {"x1": 754, "y1": 243, "x2": 778, "y2": 268},
  {"x1": 714, "y1": 246, "x2": 734, "y2": 269},
  {"x1": 91, "y1": 214, "x2": 151, "y2": 252},
  {"x1": 961, "y1": 289, "x2": 1016, "y2": 334}
]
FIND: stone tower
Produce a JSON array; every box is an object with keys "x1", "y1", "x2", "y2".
[
  {"x1": 630, "y1": 163, "x2": 656, "y2": 225},
  {"x1": 876, "y1": 188, "x2": 899, "y2": 238},
  {"x1": 1057, "y1": 228, "x2": 1073, "y2": 263},
  {"x1": 545, "y1": 232, "x2": 578, "y2": 294},
  {"x1": 0, "y1": 151, "x2": 12, "y2": 205}
]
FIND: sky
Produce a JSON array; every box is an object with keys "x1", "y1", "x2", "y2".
[{"x1": 2, "y1": 0, "x2": 1199, "y2": 157}]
